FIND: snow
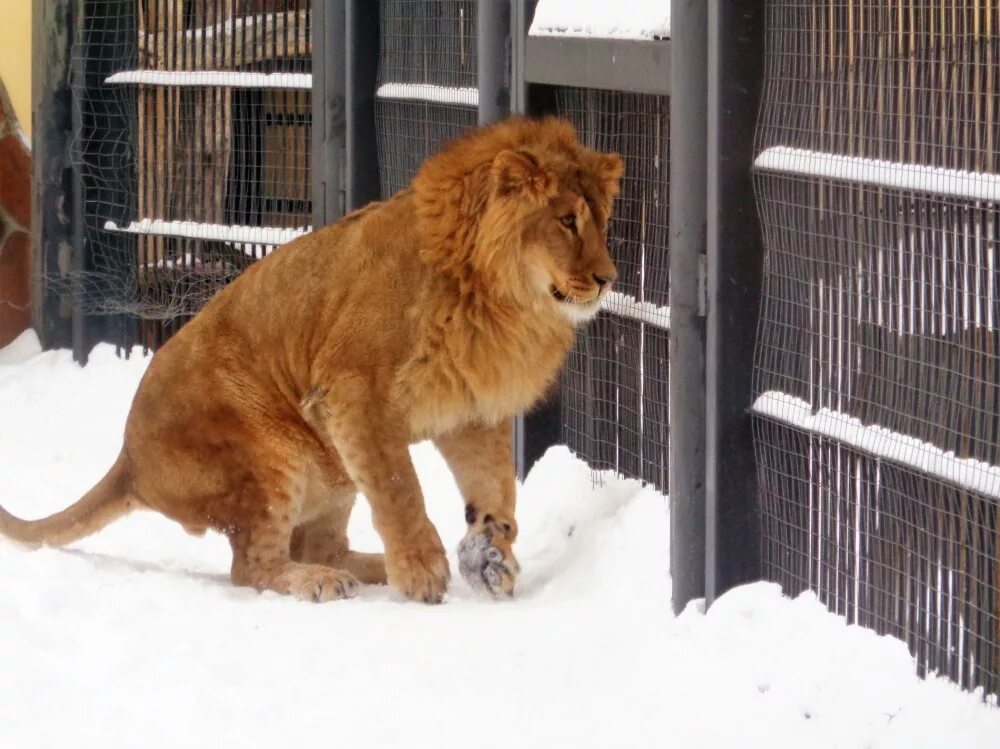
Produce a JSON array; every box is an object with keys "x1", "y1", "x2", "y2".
[
  {"x1": 755, "y1": 146, "x2": 1000, "y2": 202},
  {"x1": 603, "y1": 290, "x2": 670, "y2": 329},
  {"x1": 375, "y1": 83, "x2": 479, "y2": 107},
  {"x1": 105, "y1": 70, "x2": 312, "y2": 90},
  {"x1": 753, "y1": 390, "x2": 1000, "y2": 500},
  {"x1": 529, "y1": 0, "x2": 671, "y2": 40},
  {"x1": 104, "y1": 218, "x2": 309, "y2": 249},
  {"x1": 1, "y1": 340, "x2": 998, "y2": 748},
  {"x1": 0, "y1": 328, "x2": 42, "y2": 365}
]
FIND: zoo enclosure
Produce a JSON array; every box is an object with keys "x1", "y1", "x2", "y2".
[
  {"x1": 754, "y1": 0, "x2": 1000, "y2": 697},
  {"x1": 32, "y1": 0, "x2": 1000, "y2": 700}
]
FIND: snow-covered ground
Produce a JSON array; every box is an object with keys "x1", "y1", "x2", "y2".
[{"x1": 1, "y1": 330, "x2": 998, "y2": 748}]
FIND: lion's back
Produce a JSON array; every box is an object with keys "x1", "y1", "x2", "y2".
[{"x1": 124, "y1": 191, "x2": 423, "y2": 449}]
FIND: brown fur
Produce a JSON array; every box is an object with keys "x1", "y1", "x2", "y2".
[{"x1": 0, "y1": 117, "x2": 622, "y2": 602}]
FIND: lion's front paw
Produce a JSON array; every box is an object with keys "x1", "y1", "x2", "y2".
[
  {"x1": 458, "y1": 511, "x2": 519, "y2": 598},
  {"x1": 386, "y1": 526, "x2": 451, "y2": 604}
]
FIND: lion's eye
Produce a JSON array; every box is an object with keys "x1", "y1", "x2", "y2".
[{"x1": 559, "y1": 214, "x2": 576, "y2": 230}]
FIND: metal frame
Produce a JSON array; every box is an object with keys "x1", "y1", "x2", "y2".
[
  {"x1": 509, "y1": 0, "x2": 531, "y2": 116},
  {"x1": 668, "y1": 0, "x2": 708, "y2": 614},
  {"x1": 345, "y1": 0, "x2": 380, "y2": 210},
  {"x1": 510, "y1": 0, "x2": 531, "y2": 480},
  {"x1": 311, "y1": 0, "x2": 346, "y2": 227},
  {"x1": 33, "y1": 0, "x2": 79, "y2": 355},
  {"x1": 70, "y1": 0, "x2": 87, "y2": 363},
  {"x1": 477, "y1": 1, "x2": 510, "y2": 125},
  {"x1": 525, "y1": 36, "x2": 671, "y2": 96},
  {"x1": 511, "y1": 0, "x2": 766, "y2": 610},
  {"x1": 704, "y1": 0, "x2": 765, "y2": 605}
]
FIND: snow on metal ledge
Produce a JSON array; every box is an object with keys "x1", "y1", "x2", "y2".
[
  {"x1": 529, "y1": 0, "x2": 671, "y2": 39},
  {"x1": 105, "y1": 70, "x2": 312, "y2": 90},
  {"x1": 602, "y1": 291, "x2": 670, "y2": 329},
  {"x1": 753, "y1": 390, "x2": 1000, "y2": 499},
  {"x1": 755, "y1": 146, "x2": 1000, "y2": 202},
  {"x1": 104, "y1": 219, "x2": 310, "y2": 249},
  {"x1": 375, "y1": 83, "x2": 479, "y2": 107}
]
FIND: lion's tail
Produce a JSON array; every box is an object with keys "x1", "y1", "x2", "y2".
[{"x1": 0, "y1": 452, "x2": 140, "y2": 547}]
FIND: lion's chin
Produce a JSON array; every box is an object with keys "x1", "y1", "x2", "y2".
[{"x1": 554, "y1": 294, "x2": 605, "y2": 326}]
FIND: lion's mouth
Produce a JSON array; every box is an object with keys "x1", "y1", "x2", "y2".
[
  {"x1": 549, "y1": 286, "x2": 606, "y2": 325},
  {"x1": 550, "y1": 286, "x2": 602, "y2": 306}
]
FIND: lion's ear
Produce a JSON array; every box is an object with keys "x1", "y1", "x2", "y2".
[
  {"x1": 491, "y1": 149, "x2": 555, "y2": 201},
  {"x1": 586, "y1": 150, "x2": 624, "y2": 200}
]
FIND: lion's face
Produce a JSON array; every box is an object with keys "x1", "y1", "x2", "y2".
[
  {"x1": 485, "y1": 146, "x2": 623, "y2": 326},
  {"x1": 522, "y1": 186, "x2": 619, "y2": 324}
]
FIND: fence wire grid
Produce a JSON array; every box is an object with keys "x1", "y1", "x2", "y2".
[
  {"x1": 69, "y1": 0, "x2": 312, "y2": 349},
  {"x1": 556, "y1": 87, "x2": 670, "y2": 492},
  {"x1": 375, "y1": 0, "x2": 478, "y2": 197},
  {"x1": 754, "y1": 0, "x2": 1000, "y2": 697}
]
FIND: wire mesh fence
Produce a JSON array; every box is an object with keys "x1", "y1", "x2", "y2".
[
  {"x1": 375, "y1": 0, "x2": 478, "y2": 197},
  {"x1": 555, "y1": 87, "x2": 670, "y2": 492},
  {"x1": 69, "y1": 0, "x2": 313, "y2": 349},
  {"x1": 754, "y1": 0, "x2": 1000, "y2": 697}
]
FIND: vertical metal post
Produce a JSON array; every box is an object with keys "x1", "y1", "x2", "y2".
[
  {"x1": 508, "y1": 0, "x2": 530, "y2": 116},
  {"x1": 70, "y1": 0, "x2": 87, "y2": 363},
  {"x1": 345, "y1": 0, "x2": 380, "y2": 210},
  {"x1": 705, "y1": 0, "x2": 765, "y2": 605},
  {"x1": 509, "y1": 0, "x2": 559, "y2": 481},
  {"x1": 507, "y1": 0, "x2": 549, "y2": 480},
  {"x1": 668, "y1": 0, "x2": 708, "y2": 614},
  {"x1": 312, "y1": 1, "x2": 346, "y2": 227},
  {"x1": 510, "y1": 0, "x2": 528, "y2": 477},
  {"x1": 477, "y1": 0, "x2": 510, "y2": 126},
  {"x1": 33, "y1": 0, "x2": 77, "y2": 353}
]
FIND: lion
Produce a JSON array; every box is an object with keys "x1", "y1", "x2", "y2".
[{"x1": 0, "y1": 117, "x2": 622, "y2": 603}]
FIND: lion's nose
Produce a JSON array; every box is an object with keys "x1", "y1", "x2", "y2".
[{"x1": 593, "y1": 273, "x2": 613, "y2": 288}]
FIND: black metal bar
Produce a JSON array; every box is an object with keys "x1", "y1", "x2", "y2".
[
  {"x1": 32, "y1": 0, "x2": 76, "y2": 352},
  {"x1": 70, "y1": 0, "x2": 87, "y2": 363},
  {"x1": 668, "y1": 0, "x2": 708, "y2": 614},
  {"x1": 509, "y1": 0, "x2": 530, "y2": 478},
  {"x1": 509, "y1": 1, "x2": 564, "y2": 481},
  {"x1": 345, "y1": 0, "x2": 380, "y2": 210},
  {"x1": 312, "y1": 0, "x2": 346, "y2": 227},
  {"x1": 525, "y1": 36, "x2": 671, "y2": 96},
  {"x1": 477, "y1": 0, "x2": 509, "y2": 126},
  {"x1": 704, "y1": 0, "x2": 765, "y2": 605},
  {"x1": 508, "y1": 0, "x2": 530, "y2": 116}
]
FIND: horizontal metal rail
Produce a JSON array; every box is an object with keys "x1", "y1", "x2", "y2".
[{"x1": 524, "y1": 35, "x2": 670, "y2": 95}]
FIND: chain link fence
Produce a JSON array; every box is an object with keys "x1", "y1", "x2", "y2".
[
  {"x1": 555, "y1": 87, "x2": 670, "y2": 492},
  {"x1": 70, "y1": 0, "x2": 312, "y2": 349},
  {"x1": 375, "y1": 0, "x2": 478, "y2": 196},
  {"x1": 753, "y1": 0, "x2": 1000, "y2": 696}
]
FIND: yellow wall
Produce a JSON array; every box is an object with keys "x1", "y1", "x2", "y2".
[{"x1": 0, "y1": 1, "x2": 32, "y2": 135}]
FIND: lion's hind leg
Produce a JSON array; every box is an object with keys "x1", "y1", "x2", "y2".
[
  {"x1": 290, "y1": 500, "x2": 387, "y2": 586},
  {"x1": 228, "y1": 478, "x2": 360, "y2": 603}
]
